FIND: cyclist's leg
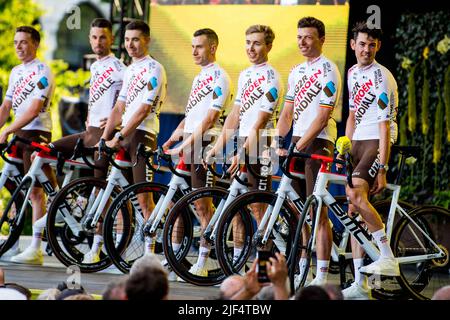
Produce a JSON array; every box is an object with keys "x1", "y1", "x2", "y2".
[
  {"x1": 126, "y1": 130, "x2": 157, "y2": 254},
  {"x1": 302, "y1": 137, "x2": 334, "y2": 285},
  {"x1": 186, "y1": 135, "x2": 216, "y2": 272},
  {"x1": 12, "y1": 130, "x2": 51, "y2": 263},
  {"x1": 345, "y1": 140, "x2": 399, "y2": 277}
]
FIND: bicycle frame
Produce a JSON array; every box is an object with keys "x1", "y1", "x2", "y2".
[
  {"x1": 0, "y1": 147, "x2": 24, "y2": 189},
  {"x1": 203, "y1": 170, "x2": 249, "y2": 243},
  {"x1": 310, "y1": 162, "x2": 446, "y2": 266},
  {"x1": 5, "y1": 148, "x2": 92, "y2": 235},
  {"x1": 146, "y1": 158, "x2": 192, "y2": 235}
]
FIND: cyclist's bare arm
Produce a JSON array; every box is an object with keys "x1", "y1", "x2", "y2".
[
  {"x1": 243, "y1": 110, "x2": 272, "y2": 151},
  {"x1": 101, "y1": 100, "x2": 125, "y2": 140},
  {"x1": 0, "y1": 100, "x2": 12, "y2": 129},
  {"x1": 1, "y1": 98, "x2": 45, "y2": 134},
  {"x1": 378, "y1": 121, "x2": 391, "y2": 166},
  {"x1": 177, "y1": 109, "x2": 220, "y2": 151},
  {"x1": 295, "y1": 106, "x2": 333, "y2": 151},
  {"x1": 345, "y1": 110, "x2": 356, "y2": 140},
  {"x1": 163, "y1": 118, "x2": 185, "y2": 150},
  {"x1": 270, "y1": 101, "x2": 294, "y2": 149},
  {"x1": 210, "y1": 103, "x2": 240, "y2": 155}
]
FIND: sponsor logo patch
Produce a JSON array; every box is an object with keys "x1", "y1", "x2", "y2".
[
  {"x1": 147, "y1": 77, "x2": 158, "y2": 90},
  {"x1": 377, "y1": 92, "x2": 388, "y2": 109},
  {"x1": 323, "y1": 81, "x2": 336, "y2": 97},
  {"x1": 265, "y1": 87, "x2": 278, "y2": 103}
]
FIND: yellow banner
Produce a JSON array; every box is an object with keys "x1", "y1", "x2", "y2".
[{"x1": 149, "y1": 4, "x2": 349, "y2": 120}]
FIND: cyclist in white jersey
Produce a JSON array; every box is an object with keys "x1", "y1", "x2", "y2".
[
  {"x1": 99, "y1": 20, "x2": 167, "y2": 253},
  {"x1": 164, "y1": 28, "x2": 232, "y2": 277},
  {"x1": 271, "y1": 17, "x2": 342, "y2": 287},
  {"x1": 206, "y1": 25, "x2": 283, "y2": 262},
  {"x1": 10, "y1": 19, "x2": 126, "y2": 265},
  {"x1": 341, "y1": 22, "x2": 399, "y2": 300},
  {"x1": 0, "y1": 26, "x2": 54, "y2": 263}
]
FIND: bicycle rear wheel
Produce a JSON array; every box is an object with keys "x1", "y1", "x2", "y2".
[
  {"x1": 392, "y1": 205, "x2": 450, "y2": 300},
  {"x1": 0, "y1": 176, "x2": 31, "y2": 255},
  {"x1": 103, "y1": 182, "x2": 173, "y2": 274},
  {"x1": 215, "y1": 191, "x2": 299, "y2": 278},
  {"x1": 46, "y1": 177, "x2": 122, "y2": 273},
  {"x1": 163, "y1": 187, "x2": 229, "y2": 286}
]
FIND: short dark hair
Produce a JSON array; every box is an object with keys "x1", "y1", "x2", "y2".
[
  {"x1": 294, "y1": 285, "x2": 331, "y2": 300},
  {"x1": 125, "y1": 20, "x2": 150, "y2": 37},
  {"x1": 91, "y1": 18, "x2": 112, "y2": 32},
  {"x1": 125, "y1": 268, "x2": 168, "y2": 300},
  {"x1": 15, "y1": 26, "x2": 40, "y2": 44},
  {"x1": 297, "y1": 17, "x2": 325, "y2": 38},
  {"x1": 352, "y1": 21, "x2": 383, "y2": 41},
  {"x1": 246, "y1": 25, "x2": 275, "y2": 45},
  {"x1": 194, "y1": 28, "x2": 219, "y2": 47}
]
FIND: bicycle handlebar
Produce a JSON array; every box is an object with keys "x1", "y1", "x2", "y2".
[
  {"x1": 97, "y1": 139, "x2": 131, "y2": 171},
  {"x1": 69, "y1": 138, "x2": 103, "y2": 170},
  {"x1": 281, "y1": 142, "x2": 354, "y2": 188}
]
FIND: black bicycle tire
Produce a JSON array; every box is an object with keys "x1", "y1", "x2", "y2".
[
  {"x1": 0, "y1": 176, "x2": 31, "y2": 255},
  {"x1": 215, "y1": 190, "x2": 299, "y2": 277},
  {"x1": 46, "y1": 177, "x2": 121, "y2": 273},
  {"x1": 392, "y1": 205, "x2": 450, "y2": 300},
  {"x1": 163, "y1": 186, "x2": 230, "y2": 286},
  {"x1": 103, "y1": 182, "x2": 173, "y2": 274}
]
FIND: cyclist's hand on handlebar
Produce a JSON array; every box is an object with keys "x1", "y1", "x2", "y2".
[
  {"x1": 99, "y1": 118, "x2": 108, "y2": 130},
  {"x1": 105, "y1": 137, "x2": 120, "y2": 150},
  {"x1": 162, "y1": 139, "x2": 174, "y2": 151},
  {"x1": 203, "y1": 148, "x2": 215, "y2": 169},
  {"x1": 227, "y1": 154, "x2": 240, "y2": 177},
  {"x1": 275, "y1": 148, "x2": 288, "y2": 157},
  {"x1": 165, "y1": 146, "x2": 182, "y2": 156},
  {"x1": 0, "y1": 130, "x2": 11, "y2": 144},
  {"x1": 370, "y1": 171, "x2": 387, "y2": 195}
]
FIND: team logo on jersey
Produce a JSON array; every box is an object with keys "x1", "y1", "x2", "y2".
[
  {"x1": 213, "y1": 86, "x2": 222, "y2": 99},
  {"x1": 265, "y1": 87, "x2": 278, "y2": 103},
  {"x1": 37, "y1": 77, "x2": 49, "y2": 90},
  {"x1": 323, "y1": 81, "x2": 336, "y2": 97},
  {"x1": 378, "y1": 92, "x2": 388, "y2": 110},
  {"x1": 147, "y1": 77, "x2": 158, "y2": 91}
]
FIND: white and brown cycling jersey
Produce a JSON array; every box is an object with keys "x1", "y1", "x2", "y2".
[
  {"x1": 88, "y1": 54, "x2": 125, "y2": 128},
  {"x1": 5, "y1": 58, "x2": 54, "y2": 132},
  {"x1": 347, "y1": 60, "x2": 398, "y2": 143},
  {"x1": 118, "y1": 55, "x2": 167, "y2": 135},
  {"x1": 184, "y1": 62, "x2": 232, "y2": 136},
  {"x1": 235, "y1": 62, "x2": 283, "y2": 138},
  {"x1": 285, "y1": 55, "x2": 341, "y2": 143}
]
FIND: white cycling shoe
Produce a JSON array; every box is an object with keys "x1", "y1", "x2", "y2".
[
  {"x1": 10, "y1": 246, "x2": 43, "y2": 265},
  {"x1": 189, "y1": 263, "x2": 209, "y2": 277},
  {"x1": 342, "y1": 283, "x2": 372, "y2": 300},
  {"x1": 82, "y1": 251, "x2": 100, "y2": 264},
  {"x1": 359, "y1": 257, "x2": 400, "y2": 277},
  {"x1": 306, "y1": 277, "x2": 327, "y2": 287}
]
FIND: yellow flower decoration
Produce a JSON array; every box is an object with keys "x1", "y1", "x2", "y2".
[
  {"x1": 422, "y1": 46, "x2": 430, "y2": 60},
  {"x1": 437, "y1": 35, "x2": 450, "y2": 55},
  {"x1": 401, "y1": 57, "x2": 413, "y2": 70}
]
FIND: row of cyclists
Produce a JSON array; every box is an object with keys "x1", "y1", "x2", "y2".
[{"x1": 0, "y1": 16, "x2": 398, "y2": 300}]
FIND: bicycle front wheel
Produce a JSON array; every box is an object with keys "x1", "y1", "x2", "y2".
[
  {"x1": 46, "y1": 177, "x2": 122, "y2": 273},
  {"x1": 215, "y1": 190, "x2": 299, "y2": 278},
  {"x1": 163, "y1": 186, "x2": 229, "y2": 286},
  {"x1": 103, "y1": 182, "x2": 173, "y2": 274},
  {"x1": 392, "y1": 205, "x2": 450, "y2": 300},
  {"x1": 0, "y1": 176, "x2": 31, "y2": 255}
]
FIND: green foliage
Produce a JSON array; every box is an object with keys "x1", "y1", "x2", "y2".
[
  {"x1": 0, "y1": 0, "x2": 43, "y2": 91},
  {"x1": 433, "y1": 87, "x2": 444, "y2": 164},
  {"x1": 394, "y1": 11, "x2": 450, "y2": 207},
  {"x1": 0, "y1": 0, "x2": 90, "y2": 142},
  {"x1": 421, "y1": 60, "x2": 430, "y2": 135},
  {"x1": 445, "y1": 65, "x2": 450, "y2": 141},
  {"x1": 407, "y1": 64, "x2": 417, "y2": 132}
]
